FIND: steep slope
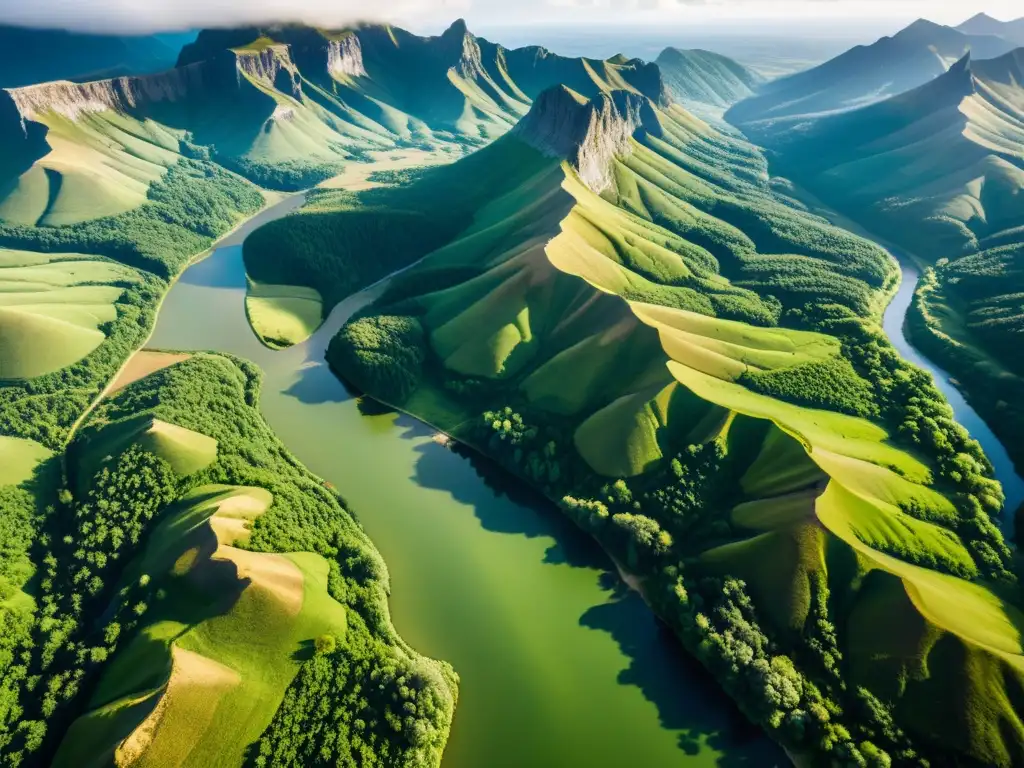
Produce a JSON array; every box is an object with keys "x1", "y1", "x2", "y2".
[
  {"x1": 0, "y1": 19, "x2": 670, "y2": 221},
  {"x1": 655, "y1": 48, "x2": 763, "y2": 111},
  {"x1": 759, "y1": 48, "x2": 1024, "y2": 472},
  {"x1": 726, "y1": 18, "x2": 1016, "y2": 132},
  {"x1": 958, "y1": 13, "x2": 1024, "y2": 45},
  {"x1": 261, "y1": 85, "x2": 1023, "y2": 766},
  {"x1": 0, "y1": 25, "x2": 186, "y2": 88}
]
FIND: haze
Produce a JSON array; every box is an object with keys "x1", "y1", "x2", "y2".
[{"x1": 0, "y1": 0, "x2": 1019, "y2": 33}]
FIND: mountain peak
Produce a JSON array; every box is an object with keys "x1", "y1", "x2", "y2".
[
  {"x1": 511, "y1": 86, "x2": 660, "y2": 193},
  {"x1": 897, "y1": 18, "x2": 948, "y2": 38},
  {"x1": 442, "y1": 18, "x2": 470, "y2": 40}
]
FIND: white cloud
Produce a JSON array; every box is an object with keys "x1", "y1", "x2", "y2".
[{"x1": 0, "y1": 0, "x2": 1018, "y2": 33}]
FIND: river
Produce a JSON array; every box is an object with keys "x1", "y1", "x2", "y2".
[
  {"x1": 883, "y1": 263, "x2": 1024, "y2": 525},
  {"x1": 147, "y1": 196, "x2": 782, "y2": 767}
]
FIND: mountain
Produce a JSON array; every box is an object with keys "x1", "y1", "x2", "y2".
[
  {"x1": 0, "y1": 20, "x2": 670, "y2": 225},
  {"x1": 958, "y1": 12, "x2": 1024, "y2": 45},
  {"x1": 761, "y1": 47, "x2": 1024, "y2": 472},
  {"x1": 249, "y1": 81, "x2": 1024, "y2": 767},
  {"x1": 0, "y1": 25, "x2": 187, "y2": 88},
  {"x1": 654, "y1": 48, "x2": 764, "y2": 110},
  {"x1": 726, "y1": 18, "x2": 1016, "y2": 132}
]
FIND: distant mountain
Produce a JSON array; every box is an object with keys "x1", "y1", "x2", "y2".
[
  {"x1": 957, "y1": 12, "x2": 1024, "y2": 45},
  {"x1": 654, "y1": 48, "x2": 764, "y2": 110},
  {"x1": 766, "y1": 47, "x2": 1024, "y2": 460},
  {"x1": 726, "y1": 18, "x2": 1016, "y2": 132},
  {"x1": 0, "y1": 25, "x2": 188, "y2": 88},
  {"x1": 0, "y1": 19, "x2": 670, "y2": 226}
]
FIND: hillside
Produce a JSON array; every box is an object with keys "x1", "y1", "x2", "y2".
[
  {"x1": 257, "y1": 83, "x2": 1024, "y2": 766},
  {"x1": 758, "y1": 48, "x2": 1024, "y2": 471},
  {"x1": 654, "y1": 48, "x2": 763, "y2": 114},
  {"x1": 0, "y1": 353, "x2": 456, "y2": 766},
  {"x1": 726, "y1": 18, "x2": 1016, "y2": 133},
  {"x1": 0, "y1": 25, "x2": 187, "y2": 88},
  {"x1": 958, "y1": 13, "x2": 1024, "y2": 45}
]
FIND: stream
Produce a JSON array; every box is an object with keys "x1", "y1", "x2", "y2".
[{"x1": 147, "y1": 195, "x2": 781, "y2": 767}]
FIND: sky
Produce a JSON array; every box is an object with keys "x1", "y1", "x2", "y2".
[{"x1": 0, "y1": 0, "x2": 1018, "y2": 33}]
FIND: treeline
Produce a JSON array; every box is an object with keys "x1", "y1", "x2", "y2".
[
  {"x1": 217, "y1": 156, "x2": 344, "y2": 192},
  {"x1": 0, "y1": 353, "x2": 456, "y2": 765},
  {"x1": 0, "y1": 159, "x2": 264, "y2": 450},
  {"x1": 0, "y1": 160, "x2": 264, "y2": 279}
]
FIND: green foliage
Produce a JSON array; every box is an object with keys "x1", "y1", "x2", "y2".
[
  {"x1": 0, "y1": 160, "x2": 264, "y2": 279},
  {"x1": 740, "y1": 358, "x2": 878, "y2": 419},
  {"x1": 328, "y1": 316, "x2": 427, "y2": 404},
  {"x1": 218, "y1": 156, "x2": 344, "y2": 192}
]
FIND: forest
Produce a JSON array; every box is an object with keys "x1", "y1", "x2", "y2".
[{"x1": 0, "y1": 354, "x2": 455, "y2": 766}]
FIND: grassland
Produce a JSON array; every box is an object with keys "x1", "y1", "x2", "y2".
[
  {"x1": 0, "y1": 249, "x2": 142, "y2": 379},
  {"x1": 0, "y1": 435, "x2": 51, "y2": 487},
  {"x1": 305, "y1": 85, "x2": 1023, "y2": 766},
  {"x1": 245, "y1": 281, "x2": 323, "y2": 348}
]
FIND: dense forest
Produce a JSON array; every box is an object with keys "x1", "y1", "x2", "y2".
[{"x1": 0, "y1": 354, "x2": 455, "y2": 766}]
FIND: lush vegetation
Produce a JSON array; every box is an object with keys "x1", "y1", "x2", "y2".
[
  {"x1": 0, "y1": 160, "x2": 264, "y2": 450},
  {"x1": 0, "y1": 354, "x2": 455, "y2": 766},
  {"x1": 318, "y1": 90, "x2": 1024, "y2": 767}
]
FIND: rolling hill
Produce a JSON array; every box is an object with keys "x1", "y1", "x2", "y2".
[
  {"x1": 755, "y1": 47, "x2": 1024, "y2": 471},
  {"x1": 0, "y1": 25, "x2": 189, "y2": 88},
  {"x1": 655, "y1": 48, "x2": 763, "y2": 110},
  {"x1": 259, "y1": 81, "x2": 1024, "y2": 766},
  {"x1": 726, "y1": 18, "x2": 1016, "y2": 134}
]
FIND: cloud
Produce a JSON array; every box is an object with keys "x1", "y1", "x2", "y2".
[{"x1": 0, "y1": 0, "x2": 1017, "y2": 33}]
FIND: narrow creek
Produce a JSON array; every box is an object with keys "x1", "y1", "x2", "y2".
[{"x1": 146, "y1": 195, "x2": 782, "y2": 767}]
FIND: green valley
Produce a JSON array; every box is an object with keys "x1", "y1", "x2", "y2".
[{"x1": 2, "y1": 10, "x2": 1024, "y2": 768}]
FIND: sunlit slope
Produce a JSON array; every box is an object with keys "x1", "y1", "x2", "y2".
[
  {"x1": 54, "y1": 484, "x2": 349, "y2": 768},
  {"x1": 323, "y1": 86, "x2": 1023, "y2": 764},
  {"x1": 655, "y1": 48, "x2": 763, "y2": 111},
  {"x1": 0, "y1": 249, "x2": 141, "y2": 378},
  {"x1": 769, "y1": 51, "x2": 1024, "y2": 257},
  {"x1": 0, "y1": 19, "x2": 673, "y2": 225},
  {"x1": 727, "y1": 18, "x2": 1015, "y2": 130}
]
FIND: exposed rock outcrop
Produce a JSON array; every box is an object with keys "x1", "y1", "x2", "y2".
[
  {"x1": 327, "y1": 34, "x2": 367, "y2": 78},
  {"x1": 5, "y1": 62, "x2": 213, "y2": 122},
  {"x1": 235, "y1": 46, "x2": 302, "y2": 99},
  {"x1": 512, "y1": 86, "x2": 662, "y2": 193}
]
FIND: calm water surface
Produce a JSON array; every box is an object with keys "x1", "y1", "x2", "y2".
[{"x1": 148, "y1": 197, "x2": 783, "y2": 767}]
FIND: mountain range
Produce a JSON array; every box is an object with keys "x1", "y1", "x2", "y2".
[
  {"x1": 958, "y1": 12, "x2": 1024, "y2": 45},
  {"x1": 727, "y1": 18, "x2": 1017, "y2": 130}
]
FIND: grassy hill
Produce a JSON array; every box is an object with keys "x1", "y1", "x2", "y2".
[
  {"x1": 655, "y1": 48, "x2": 763, "y2": 114},
  {"x1": 0, "y1": 25, "x2": 187, "y2": 88},
  {"x1": 0, "y1": 353, "x2": 456, "y2": 766},
  {"x1": 726, "y1": 18, "x2": 1016, "y2": 134},
  {"x1": 257, "y1": 82, "x2": 1024, "y2": 765},
  {"x1": 754, "y1": 48, "x2": 1024, "y2": 473}
]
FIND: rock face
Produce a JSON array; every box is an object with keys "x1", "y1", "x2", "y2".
[
  {"x1": 235, "y1": 46, "x2": 302, "y2": 98},
  {"x1": 512, "y1": 86, "x2": 661, "y2": 192},
  {"x1": 327, "y1": 34, "x2": 366, "y2": 78},
  {"x1": 5, "y1": 62, "x2": 215, "y2": 122}
]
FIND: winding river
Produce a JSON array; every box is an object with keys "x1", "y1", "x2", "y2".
[
  {"x1": 883, "y1": 261, "x2": 1024, "y2": 522},
  {"x1": 143, "y1": 187, "x2": 1024, "y2": 767},
  {"x1": 147, "y1": 196, "x2": 782, "y2": 767}
]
